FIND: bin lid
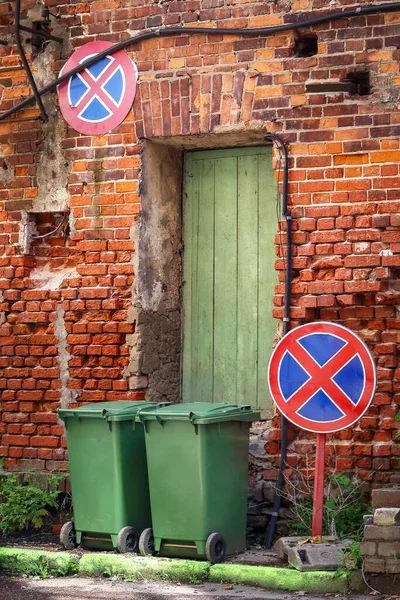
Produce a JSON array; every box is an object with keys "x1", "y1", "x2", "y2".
[
  {"x1": 58, "y1": 401, "x2": 158, "y2": 423},
  {"x1": 136, "y1": 402, "x2": 260, "y2": 425}
]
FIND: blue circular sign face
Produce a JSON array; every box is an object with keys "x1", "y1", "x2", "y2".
[
  {"x1": 68, "y1": 56, "x2": 126, "y2": 123},
  {"x1": 58, "y1": 41, "x2": 137, "y2": 135},
  {"x1": 268, "y1": 322, "x2": 376, "y2": 433}
]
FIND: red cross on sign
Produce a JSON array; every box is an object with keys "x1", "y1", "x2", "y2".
[{"x1": 268, "y1": 321, "x2": 376, "y2": 434}]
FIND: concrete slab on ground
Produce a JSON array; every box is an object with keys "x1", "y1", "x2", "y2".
[
  {"x1": 229, "y1": 549, "x2": 286, "y2": 568},
  {"x1": 273, "y1": 537, "x2": 353, "y2": 572}
]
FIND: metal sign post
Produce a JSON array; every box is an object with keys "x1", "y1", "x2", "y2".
[
  {"x1": 268, "y1": 321, "x2": 376, "y2": 537},
  {"x1": 312, "y1": 433, "x2": 326, "y2": 537}
]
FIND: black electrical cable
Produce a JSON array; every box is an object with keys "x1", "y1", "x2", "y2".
[
  {"x1": 30, "y1": 212, "x2": 69, "y2": 239},
  {"x1": 14, "y1": 0, "x2": 48, "y2": 121},
  {"x1": 1, "y1": 2, "x2": 400, "y2": 121},
  {"x1": 264, "y1": 133, "x2": 291, "y2": 549}
]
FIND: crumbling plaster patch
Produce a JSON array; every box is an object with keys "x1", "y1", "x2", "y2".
[
  {"x1": 29, "y1": 264, "x2": 78, "y2": 291},
  {"x1": 157, "y1": 123, "x2": 274, "y2": 149},
  {"x1": 31, "y1": 51, "x2": 70, "y2": 212},
  {"x1": 55, "y1": 303, "x2": 78, "y2": 410},
  {"x1": 0, "y1": 292, "x2": 5, "y2": 326},
  {"x1": 125, "y1": 141, "x2": 183, "y2": 403}
]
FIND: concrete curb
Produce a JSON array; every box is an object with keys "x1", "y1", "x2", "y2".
[
  {"x1": 209, "y1": 564, "x2": 349, "y2": 593},
  {"x1": 0, "y1": 548, "x2": 80, "y2": 577},
  {"x1": 78, "y1": 553, "x2": 210, "y2": 582},
  {"x1": 0, "y1": 547, "x2": 350, "y2": 592}
]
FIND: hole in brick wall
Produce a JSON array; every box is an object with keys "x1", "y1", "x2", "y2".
[
  {"x1": 22, "y1": 211, "x2": 78, "y2": 290},
  {"x1": 293, "y1": 33, "x2": 318, "y2": 57},
  {"x1": 29, "y1": 211, "x2": 70, "y2": 269},
  {"x1": 345, "y1": 71, "x2": 371, "y2": 96}
]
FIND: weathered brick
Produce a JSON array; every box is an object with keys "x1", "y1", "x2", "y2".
[
  {"x1": 363, "y1": 557, "x2": 386, "y2": 573},
  {"x1": 377, "y1": 542, "x2": 400, "y2": 558},
  {"x1": 385, "y1": 559, "x2": 400, "y2": 574},
  {"x1": 364, "y1": 525, "x2": 400, "y2": 541},
  {"x1": 372, "y1": 488, "x2": 400, "y2": 509},
  {"x1": 360, "y1": 541, "x2": 377, "y2": 557}
]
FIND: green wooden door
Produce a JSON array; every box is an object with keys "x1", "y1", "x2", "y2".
[{"x1": 182, "y1": 146, "x2": 278, "y2": 416}]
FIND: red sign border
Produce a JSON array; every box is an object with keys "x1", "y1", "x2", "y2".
[
  {"x1": 58, "y1": 41, "x2": 137, "y2": 135},
  {"x1": 268, "y1": 321, "x2": 376, "y2": 433}
]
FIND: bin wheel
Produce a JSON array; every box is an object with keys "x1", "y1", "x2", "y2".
[
  {"x1": 139, "y1": 528, "x2": 155, "y2": 556},
  {"x1": 60, "y1": 521, "x2": 77, "y2": 550},
  {"x1": 205, "y1": 532, "x2": 226, "y2": 563},
  {"x1": 117, "y1": 526, "x2": 139, "y2": 553}
]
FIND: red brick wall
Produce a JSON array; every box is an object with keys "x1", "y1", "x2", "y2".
[{"x1": 0, "y1": 0, "x2": 399, "y2": 500}]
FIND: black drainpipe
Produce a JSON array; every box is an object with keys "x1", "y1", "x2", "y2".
[{"x1": 263, "y1": 133, "x2": 291, "y2": 549}]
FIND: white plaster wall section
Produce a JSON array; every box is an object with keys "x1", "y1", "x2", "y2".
[
  {"x1": 28, "y1": 264, "x2": 78, "y2": 291},
  {"x1": 18, "y1": 211, "x2": 32, "y2": 255},
  {"x1": 54, "y1": 303, "x2": 78, "y2": 413},
  {"x1": 123, "y1": 141, "x2": 183, "y2": 401},
  {"x1": 0, "y1": 145, "x2": 12, "y2": 190},
  {"x1": 30, "y1": 33, "x2": 71, "y2": 213},
  {"x1": 0, "y1": 292, "x2": 5, "y2": 326},
  {"x1": 68, "y1": 209, "x2": 76, "y2": 239},
  {"x1": 137, "y1": 141, "x2": 182, "y2": 312},
  {"x1": 123, "y1": 220, "x2": 148, "y2": 390}
]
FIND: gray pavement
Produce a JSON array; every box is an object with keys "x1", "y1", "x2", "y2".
[{"x1": 0, "y1": 577, "x2": 390, "y2": 600}]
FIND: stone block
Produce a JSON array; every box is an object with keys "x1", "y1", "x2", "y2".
[
  {"x1": 273, "y1": 536, "x2": 306, "y2": 558},
  {"x1": 385, "y1": 559, "x2": 400, "y2": 574},
  {"x1": 128, "y1": 375, "x2": 148, "y2": 390},
  {"x1": 377, "y1": 542, "x2": 400, "y2": 558},
  {"x1": 287, "y1": 541, "x2": 352, "y2": 572},
  {"x1": 364, "y1": 525, "x2": 400, "y2": 541},
  {"x1": 372, "y1": 488, "x2": 400, "y2": 509},
  {"x1": 360, "y1": 540, "x2": 377, "y2": 557},
  {"x1": 281, "y1": 539, "x2": 352, "y2": 572},
  {"x1": 374, "y1": 507, "x2": 400, "y2": 527},
  {"x1": 363, "y1": 557, "x2": 386, "y2": 573}
]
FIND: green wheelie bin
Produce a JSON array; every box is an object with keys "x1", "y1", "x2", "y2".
[
  {"x1": 136, "y1": 403, "x2": 260, "y2": 563},
  {"x1": 58, "y1": 401, "x2": 158, "y2": 553}
]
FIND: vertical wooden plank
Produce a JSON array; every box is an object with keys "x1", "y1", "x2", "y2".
[
  {"x1": 257, "y1": 149, "x2": 278, "y2": 415},
  {"x1": 237, "y1": 154, "x2": 259, "y2": 406},
  {"x1": 194, "y1": 159, "x2": 215, "y2": 401},
  {"x1": 213, "y1": 156, "x2": 238, "y2": 404},
  {"x1": 182, "y1": 153, "x2": 197, "y2": 402},
  {"x1": 183, "y1": 146, "x2": 277, "y2": 414},
  {"x1": 189, "y1": 159, "x2": 201, "y2": 402}
]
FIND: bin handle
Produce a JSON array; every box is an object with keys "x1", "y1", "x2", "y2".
[{"x1": 136, "y1": 408, "x2": 146, "y2": 424}]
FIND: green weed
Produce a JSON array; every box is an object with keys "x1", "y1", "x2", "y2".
[
  {"x1": 342, "y1": 542, "x2": 362, "y2": 570},
  {"x1": 0, "y1": 470, "x2": 63, "y2": 535},
  {"x1": 286, "y1": 472, "x2": 371, "y2": 540}
]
